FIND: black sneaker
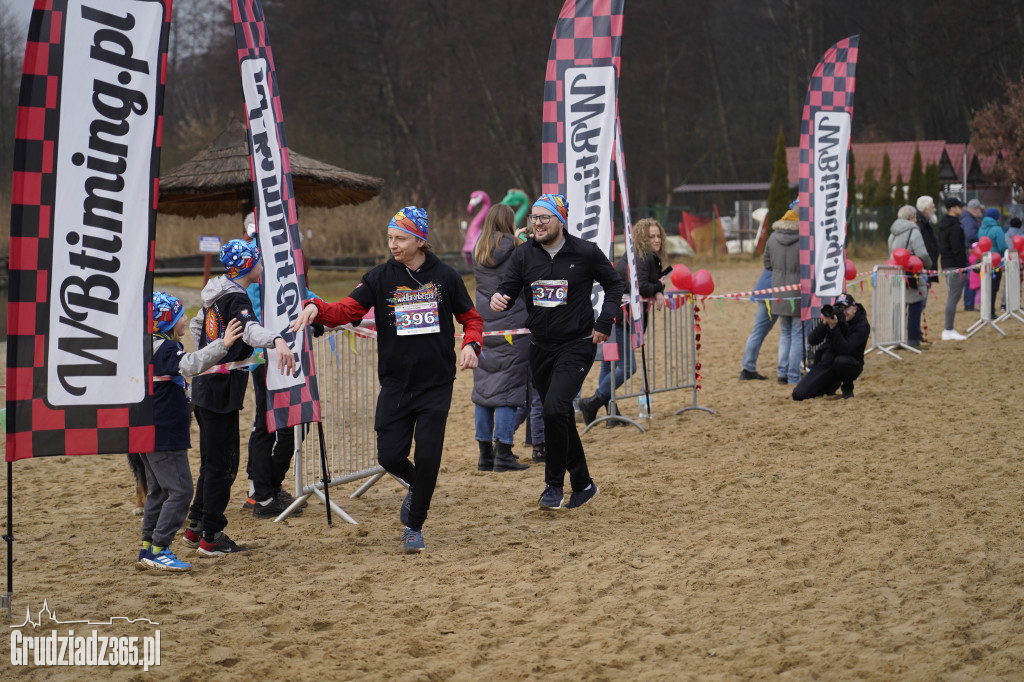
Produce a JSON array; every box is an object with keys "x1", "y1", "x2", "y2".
[
  {"x1": 777, "y1": 376, "x2": 788, "y2": 384},
  {"x1": 253, "y1": 496, "x2": 302, "y2": 519},
  {"x1": 538, "y1": 485, "x2": 565, "y2": 510},
  {"x1": 565, "y1": 484, "x2": 599, "y2": 509},
  {"x1": 578, "y1": 395, "x2": 601, "y2": 425},
  {"x1": 198, "y1": 533, "x2": 249, "y2": 557},
  {"x1": 275, "y1": 487, "x2": 306, "y2": 508},
  {"x1": 739, "y1": 369, "x2": 768, "y2": 380},
  {"x1": 399, "y1": 486, "x2": 413, "y2": 526},
  {"x1": 841, "y1": 390, "x2": 854, "y2": 399},
  {"x1": 532, "y1": 444, "x2": 546, "y2": 462}
]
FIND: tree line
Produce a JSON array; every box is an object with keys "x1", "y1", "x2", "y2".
[{"x1": 2, "y1": 0, "x2": 1024, "y2": 222}]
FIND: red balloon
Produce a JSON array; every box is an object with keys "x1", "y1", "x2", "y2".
[
  {"x1": 991, "y1": 252, "x2": 1002, "y2": 268},
  {"x1": 669, "y1": 264, "x2": 692, "y2": 291},
  {"x1": 844, "y1": 259, "x2": 857, "y2": 281},
  {"x1": 892, "y1": 248, "x2": 911, "y2": 267},
  {"x1": 691, "y1": 269, "x2": 715, "y2": 296},
  {"x1": 972, "y1": 245, "x2": 984, "y2": 260},
  {"x1": 1013, "y1": 234, "x2": 1024, "y2": 250},
  {"x1": 884, "y1": 258, "x2": 897, "y2": 267},
  {"x1": 978, "y1": 236, "x2": 992, "y2": 253},
  {"x1": 906, "y1": 255, "x2": 924, "y2": 273}
]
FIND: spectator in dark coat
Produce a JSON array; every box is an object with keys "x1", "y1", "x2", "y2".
[
  {"x1": 937, "y1": 197, "x2": 968, "y2": 340},
  {"x1": 961, "y1": 199, "x2": 984, "y2": 311},
  {"x1": 792, "y1": 293, "x2": 870, "y2": 400},
  {"x1": 472, "y1": 204, "x2": 530, "y2": 472},
  {"x1": 915, "y1": 196, "x2": 941, "y2": 284}
]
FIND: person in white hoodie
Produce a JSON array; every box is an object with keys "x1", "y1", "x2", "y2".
[{"x1": 181, "y1": 239, "x2": 296, "y2": 557}]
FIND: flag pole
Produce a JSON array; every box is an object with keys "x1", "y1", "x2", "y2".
[
  {"x1": 316, "y1": 422, "x2": 332, "y2": 526},
  {"x1": 3, "y1": 461, "x2": 13, "y2": 621}
]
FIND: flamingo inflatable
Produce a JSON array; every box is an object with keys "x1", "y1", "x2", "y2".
[
  {"x1": 463, "y1": 190, "x2": 491, "y2": 264},
  {"x1": 500, "y1": 188, "x2": 530, "y2": 226}
]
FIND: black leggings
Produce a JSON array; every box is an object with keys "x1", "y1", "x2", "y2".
[
  {"x1": 530, "y1": 336, "x2": 597, "y2": 492},
  {"x1": 374, "y1": 383, "x2": 454, "y2": 531},
  {"x1": 792, "y1": 356, "x2": 863, "y2": 401},
  {"x1": 189, "y1": 406, "x2": 241, "y2": 537}
]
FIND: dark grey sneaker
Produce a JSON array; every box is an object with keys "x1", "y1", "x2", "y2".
[
  {"x1": 402, "y1": 527, "x2": 425, "y2": 554},
  {"x1": 253, "y1": 496, "x2": 302, "y2": 519},
  {"x1": 399, "y1": 486, "x2": 413, "y2": 526},
  {"x1": 565, "y1": 484, "x2": 599, "y2": 509},
  {"x1": 739, "y1": 369, "x2": 768, "y2": 380},
  {"x1": 538, "y1": 485, "x2": 565, "y2": 510},
  {"x1": 197, "y1": 533, "x2": 249, "y2": 557}
]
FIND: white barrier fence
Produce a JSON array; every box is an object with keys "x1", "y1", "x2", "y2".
[
  {"x1": 281, "y1": 325, "x2": 389, "y2": 525},
  {"x1": 867, "y1": 265, "x2": 919, "y2": 359},
  {"x1": 995, "y1": 249, "x2": 1024, "y2": 327},
  {"x1": 584, "y1": 294, "x2": 714, "y2": 433},
  {"x1": 967, "y1": 254, "x2": 1004, "y2": 338}
]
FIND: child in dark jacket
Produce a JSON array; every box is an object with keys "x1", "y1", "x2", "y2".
[
  {"x1": 136, "y1": 293, "x2": 242, "y2": 572},
  {"x1": 183, "y1": 239, "x2": 297, "y2": 557}
]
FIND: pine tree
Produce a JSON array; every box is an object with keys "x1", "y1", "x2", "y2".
[
  {"x1": 894, "y1": 171, "x2": 906, "y2": 206},
  {"x1": 924, "y1": 162, "x2": 941, "y2": 207},
  {"x1": 879, "y1": 152, "x2": 893, "y2": 205},
  {"x1": 767, "y1": 128, "x2": 791, "y2": 228},
  {"x1": 860, "y1": 167, "x2": 878, "y2": 207},
  {"x1": 908, "y1": 144, "x2": 925, "y2": 204}
]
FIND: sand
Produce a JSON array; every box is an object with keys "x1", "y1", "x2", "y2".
[{"x1": 3, "y1": 258, "x2": 1024, "y2": 680}]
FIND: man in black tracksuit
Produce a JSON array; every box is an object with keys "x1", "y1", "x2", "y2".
[
  {"x1": 491, "y1": 193, "x2": 624, "y2": 511},
  {"x1": 936, "y1": 197, "x2": 969, "y2": 339},
  {"x1": 792, "y1": 293, "x2": 870, "y2": 401}
]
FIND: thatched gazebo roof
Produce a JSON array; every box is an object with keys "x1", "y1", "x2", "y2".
[{"x1": 158, "y1": 117, "x2": 384, "y2": 218}]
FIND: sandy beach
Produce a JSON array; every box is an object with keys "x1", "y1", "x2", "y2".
[{"x1": 3, "y1": 257, "x2": 1024, "y2": 680}]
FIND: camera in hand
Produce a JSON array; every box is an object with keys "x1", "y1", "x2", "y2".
[{"x1": 820, "y1": 304, "x2": 836, "y2": 319}]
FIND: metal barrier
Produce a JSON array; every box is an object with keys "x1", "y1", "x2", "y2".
[
  {"x1": 584, "y1": 294, "x2": 714, "y2": 433},
  {"x1": 279, "y1": 324, "x2": 391, "y2": 524},
  {"x1": 967, "y1": 254, "x2": 1005, "y2": 337},
  {"x1": 866, "y1": 265, "x2": 920, "y2": 359},
  {"x1": 995, "y1": 250, "x2": 1024, "y2": 326}
]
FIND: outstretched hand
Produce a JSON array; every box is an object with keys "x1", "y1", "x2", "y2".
[{"x1": 289, "y1": 303, "x2": 319, "y2": 333}]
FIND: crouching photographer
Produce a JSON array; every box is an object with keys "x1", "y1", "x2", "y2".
[{"x1": 792, "y1": 293, "x2": 870, "y2": 401}]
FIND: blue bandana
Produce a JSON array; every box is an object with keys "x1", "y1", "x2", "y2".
[
  {"x1": 389, "y1": 206, "x2": 429, "y2": 242},
  {"x1": 219, "y1": 239, "x2": 263, "y2": 280},
  {"x1": 532, "y1": 194, "x2": 568, "y2": 225},
  {"x1": 152, "y1": 291, "x2": 184, "y2": 334}
]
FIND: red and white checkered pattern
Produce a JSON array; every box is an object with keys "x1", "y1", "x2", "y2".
[
  {"x1": 6, "y1": 1, "x2": 171, "y2": 461},
  {"x1": 798, "y1": 36, "x2": 860, "y2": 322},
  {"x1": 231, "y1": 0, "x2": 320, "y2": 432},
  {"x1": 541, "y1": 0, "x2": 624, "y2": 194}
]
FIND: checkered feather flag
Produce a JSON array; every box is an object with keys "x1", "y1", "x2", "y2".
[
  {"x1": 798, "y1": 36, "x2": 860, "y2": 321},
  {"x1": 6, "y1": 0, "x2": 173, "y2": 460},
  {"x1": 231, "y1": 0, "x2": 320, "y2": 431},
  {"x1": 541, "y1": 0, "x2": 624, "y2": 317}
]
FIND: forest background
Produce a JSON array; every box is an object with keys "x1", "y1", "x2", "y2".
[{"x1": 0, "y1": 0, "x2": 1023, "y2": 257}]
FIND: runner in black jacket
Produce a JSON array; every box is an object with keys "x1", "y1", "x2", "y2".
[
  {"x1": 792, "y1": 293, "x2": 870, "y2": 401},
  {"x1": 491, "y1": 193, "x2": 623, "y2": 511}
]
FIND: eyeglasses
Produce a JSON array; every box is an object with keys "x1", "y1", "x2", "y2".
[{"x1": 526, "y1": 214, "x2": 555, "y2": 225}]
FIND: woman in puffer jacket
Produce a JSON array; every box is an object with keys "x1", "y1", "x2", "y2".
[{"x1": 888, "y1": 204, "x2": 933, "y2": 346}]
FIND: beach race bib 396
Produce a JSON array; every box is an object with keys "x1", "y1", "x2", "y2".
[
  {"x1": 391, "y1": 284, "x2": 441, "y2": 336},
  {"x1": 531, "y1": 279, "x2": 568, "y2": 308}
]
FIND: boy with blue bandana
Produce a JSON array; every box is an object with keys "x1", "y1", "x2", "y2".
[{"x1": 135, "y1": 293, "x2": 242, "y2": 572}]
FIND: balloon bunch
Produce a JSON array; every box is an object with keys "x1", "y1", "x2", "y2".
[
  {"x1": 1012, "y1": 234, "x2": 1024, "y2": 260},
  {"x1": 668, "y1": 264, "x2": 715, "y2": 296},
  {"x1": 888, "y1": 247, "x2": 923, "y2": 275}
]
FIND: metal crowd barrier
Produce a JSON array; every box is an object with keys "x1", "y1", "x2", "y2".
[
  {"x1": 967, "y1": 254, "x2": 1004, "y2": 337},
  {"x1": 278, "y1": 324, "x2": 388, "y2": 525},
  {"x1": 867, "y1": 265, "x2": 919, "y2": 359},
  {"x1": 584, "y1": 294, "x2": 714, "y2": 433},
  {"x1": 995, "y1": 249, "x2": 1024, "y2": 326}
]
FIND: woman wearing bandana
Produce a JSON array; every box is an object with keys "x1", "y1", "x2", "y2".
[
  {"x1": 292, "y1": 207, "x2": 483, "y2": 554},
  {"x1": 490, "y1": 194, "x2": 624, "y2": 511}
]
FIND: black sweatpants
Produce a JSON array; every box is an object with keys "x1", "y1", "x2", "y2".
[
  {"x1": 247, "y1": 365, "x2": 295, "y2": 502},
  {"x1": 530, "y1": 336, "x2": 596, "y2": 492},
  {"x1": 189, "y1": 406, "x2": 241, "y2": 538},
  {"x1": 374, "y1": 382, "x2": 454, "y2": 532},
  {"x1": 792, "y1": 357, "x2": 863, "y2": 401}
]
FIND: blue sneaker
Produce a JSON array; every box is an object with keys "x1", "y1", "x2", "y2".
[
  {"x1": 399, "y1": 486, "x2": 413, "y2": 527},
  {"x1": 143, "y1": 547, "x2": 192, "y2": 572},
  {"x1": 402, "y1": 527, "x2": 425, "y2": 554},
  {"x1": 136, "y1": 548, "x2": 152, "y2": 571},
  {"x1": 538, "y1": 485, "x2": 565, "y2": 510},
  {"x1": 565, "y1": 484, "x2": 599, "y2": 509}
]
